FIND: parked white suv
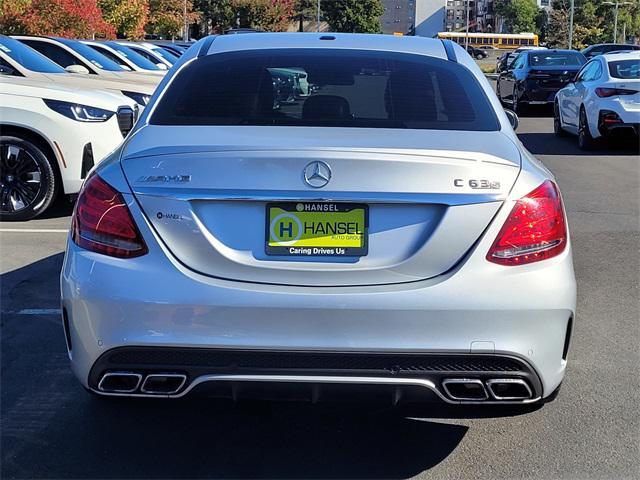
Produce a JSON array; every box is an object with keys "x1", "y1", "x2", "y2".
[
  {"x1": 555, "y1": 51, "x2": 640, "y2": 149},
  {"x1": 0, "y1": 35, "x2": 156, "y2": 107},
  {"x1": 0, "y1": 76, "x2": 136, "y2": 220}
]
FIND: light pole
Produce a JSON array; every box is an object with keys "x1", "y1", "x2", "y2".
[
  {"x1": 464, "y1": 0, "x2": 470, "y2": 50},
  {"x1": 603, "y1": 1, "x2": 633, "y2": 43},
  {"x1": 568, "y1": 0, "x2": 574, "y2": 49},
  {"x1": 183, "y1": 0, "x2": 188, "y2": 42}
]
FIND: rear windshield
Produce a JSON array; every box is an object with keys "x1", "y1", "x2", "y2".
[
  {"x1": 529, "y1": 52, "x2": 585, "y2": 66},
  {"x1": 608, "y1": 59, "x2": 640, "y2": 79},
  {"x1": 151, "y1": 49, "x2": 499, "y2": 131}
]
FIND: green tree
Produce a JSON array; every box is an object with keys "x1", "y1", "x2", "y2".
[
  {"x1": 0, "y1": 0, "x2": 32, "y2": 34},
  {"x1": 99, "y1": 0, "x2": 149, "y2": 39},
  {"x1": 148, "y1": 0, "x2": 199, "y2": 38},
  {"x1": 547, "y1": 0, "x2": 605, "y2": 49},
  {"x1": 232, "y1": 0, "x2": 294, "y2": 31},
  {"x1": 193, "y1": 0, "x2": 235, "y2": 34},
  {"x1": 495, "y1": 0, "x2": 540, "y2": 34},
  {"x1": 321, "y1": 0, "x2": 384, "y2": 33},
  {"x1": 292, "y1": 0, "x2": 316, "y2": 31}
]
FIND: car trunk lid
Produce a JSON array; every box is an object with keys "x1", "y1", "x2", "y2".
[{"x1": 121, "y1": 126, "x2": 521, "y2": 286}]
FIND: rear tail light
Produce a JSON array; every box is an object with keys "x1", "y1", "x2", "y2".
[
  {"x1": 487, "y1": 180, "x2": 567, "y2": 266},
  {"x1": 72, "y1": 174, "x2": 147, "y2": 258},
  {"x1": 599, "y1": 110, "x2": 623, "y2": 125},
  {"x1": 595, "y1": 87, "x2": 637, "y2": 98}
]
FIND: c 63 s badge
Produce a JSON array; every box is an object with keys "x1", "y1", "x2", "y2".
[{"x1": 454, "y1": 178, "x2": 501, "y2": 189}]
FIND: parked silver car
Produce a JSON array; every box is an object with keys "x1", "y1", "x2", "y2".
[{"x1": 61, "y1": 33, "x2": 576, "y2": 405}]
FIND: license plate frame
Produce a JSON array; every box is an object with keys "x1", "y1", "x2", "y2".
[{"x1": 265, "y1": 202, "x2": 368, "y2": 257}]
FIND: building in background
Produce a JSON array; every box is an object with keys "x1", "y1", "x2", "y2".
[{"x1": 380, "y1": 0, "x2": 500, "y2": 38}]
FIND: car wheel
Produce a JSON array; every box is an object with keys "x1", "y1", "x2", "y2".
[
  {"x1": 554, "y1": 102, "x2": 568, "y2": 137},
  {"x1": 0, "y1": 136, "x2": 58, "y2": 221},
  {"x1": 578, "y1": 108, "x2": 596, "y2": 150}
]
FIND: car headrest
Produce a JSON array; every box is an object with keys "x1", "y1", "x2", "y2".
[{"x1": 302, "y1": 95, "x2": 352, "y2": 120}]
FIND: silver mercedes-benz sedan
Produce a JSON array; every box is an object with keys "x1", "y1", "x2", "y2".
[{"x1": 61, "y1": 33, "x2": 576, "y2": 405}]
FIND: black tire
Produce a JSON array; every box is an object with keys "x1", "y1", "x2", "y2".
[
  {"x1": 0, "y1": 136, "x2": 57, "y2": 221},
  {"x1": 578, "y1": 108, "x2": 596, "y2": 150},
  {"x1": 554, "y1": 102, "x2": 568, "y2": 137}
]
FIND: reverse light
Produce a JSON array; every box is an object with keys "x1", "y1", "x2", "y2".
[
  {"x1": 72, "y1": 175, "x2": 147, "y2": 258},
  {"x1": 595, "y1": 87, "x2": 637, "y2": 98},
  {"x1": 487, "y1": 180, "x2": 567, "y2": 266}
]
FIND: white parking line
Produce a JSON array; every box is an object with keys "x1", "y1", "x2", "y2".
[
  {"x1": 0, "y1": 229, "x2": 68, "y2": 233},
  {"x1": 3, "y1": 309, "x2": 62, "y2": 315}
]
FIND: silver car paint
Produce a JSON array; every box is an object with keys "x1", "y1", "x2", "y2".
[{"x1": 61, "y1": 33, "x2": 576, "y2": 401}]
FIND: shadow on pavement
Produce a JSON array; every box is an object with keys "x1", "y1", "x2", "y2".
[
  {"x1": 1, "y1": 253, "x2": 536, "y2": 479},
  {"x1": 518, "y1": 132, "x2": 639, "y2": 157}
]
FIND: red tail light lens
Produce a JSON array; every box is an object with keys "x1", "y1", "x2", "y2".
[
  {"x1": 595, "y1": 87, "x2": 637, "y2": 98},
  {"x1": 72, "y1": 174, "x2": 147, "y2": 258},
  {"x1": 487, "y1": 180, "x2": 567, "y2": 266}
]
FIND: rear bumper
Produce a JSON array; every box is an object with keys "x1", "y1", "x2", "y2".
[{"x1": 61, "y1": 193, "x2": 577, "y2": 402}]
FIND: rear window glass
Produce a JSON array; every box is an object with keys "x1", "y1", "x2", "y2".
[
  {"x1": 529, "y1": 52, "x2": 585, "y2": 66},
  {"x1": 608, "y1": 59, "x2": 640, "y2": 79},
  {"x1": 151, "y1": 49, "x2": 499, "y2": 131}
]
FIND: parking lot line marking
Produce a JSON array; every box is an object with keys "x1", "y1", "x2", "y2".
[
  {"x1": 2, "y1": 309, "x2": 62, "y2": 315},
  {"x1": 0, "y1": 229, "x2": 68, "y2": 233}
]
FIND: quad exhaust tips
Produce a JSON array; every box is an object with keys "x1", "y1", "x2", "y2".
[
  {"x1": 98, "y1": 372, "x2": 186, "y2": 395},
  {"x1": 442, "y1": 378, "x2": 489, "y2": 400},
  {"x1": 98, "y1": 372, "x2": 142, "y2": 393},
  {"x1": 140, "y1": 374, "x2": 187, "y2": 395},
  {"x1": 486, "y1": 379, "x2": 533, "y2": 400},
  {"x1": 442, "y1": 378, "x2": 533, "y2": 401}
]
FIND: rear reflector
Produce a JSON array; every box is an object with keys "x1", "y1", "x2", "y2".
[
  {"x1": 487, "y1": 180, "x2": 567, "y2": 266},
  {"x1": 72, "y1": 174, "x2": 147, "y2": 258}
]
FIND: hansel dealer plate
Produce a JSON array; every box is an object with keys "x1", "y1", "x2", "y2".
[{"x1": 266, "y1": 202, "x2": 368, "y2": 257}]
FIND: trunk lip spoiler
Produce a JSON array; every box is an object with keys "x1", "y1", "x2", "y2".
[{"x1": 129, "y1": 187, "x2": 505, "y2": 207}]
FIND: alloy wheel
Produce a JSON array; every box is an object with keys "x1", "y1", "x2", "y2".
[{"x1": 0, "y1": 143, "x2": 43, "y2": 214}]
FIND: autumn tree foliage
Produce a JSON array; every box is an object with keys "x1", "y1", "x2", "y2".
[
  {"x1": 3, "y1": 0, "x2": 115, "y2": 38},
  {"x1": 99, "y1": 0, "x2": 149, "y2": 39},
  {"x1": 147, "y1": 0, "x2": 199, "y2": 39}
]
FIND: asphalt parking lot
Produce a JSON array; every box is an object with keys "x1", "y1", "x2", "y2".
[{"x1": 1, "y1": 112, "x2": 638, "y2": 479}]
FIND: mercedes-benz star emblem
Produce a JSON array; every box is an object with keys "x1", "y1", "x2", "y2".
[{"x1": 303, "y1": 161, "x2": 332, "y2": 188}]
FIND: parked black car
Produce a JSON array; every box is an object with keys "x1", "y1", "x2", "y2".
[
  {"x1": 581, "y1": 43, "x2": 640, "y2": 59},
  {"x1": 497, "y1": 49, "x2": 587, "y2": 113},
  {"x1": 465, "y1": 45, "x2": 488, "y2": 59}
]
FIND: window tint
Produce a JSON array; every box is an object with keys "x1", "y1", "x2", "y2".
[
  {"x1": 88, "y1": 45, "x2": 130, "y2": 69},
  {"x1": 529, "y1": 52, "x2": 586, "y2": 66},
  {"x1": 20, "y1": 40, "x2": 95, "y2": 73},
  {"x1": 106, "y1": 43, "x2": 161, "y2": 70},
  {"x1": 577, "y1": 61, "x2": 597, "y2": 82},
  {"x1": 152, "y1": 49, "x2": 499, "y2": 131},
  {"x1": 608, "y1": 60, "x2": 640, "y2": 79},
  {"x1": 0, "y1": 56, "x2": 21, "y2": 76},
  {"x1": 128, "y1": 46, "x2": 160, "y2": 64},
  {"x1": 55, "y1": 38, "x2": 124, "y2": 71},
  {"x1": 0, "y1": 37, "x2": 66, "y2": 73},
  {"x1": 150, "y1": 47, "x2": 178, "y2": 64}
]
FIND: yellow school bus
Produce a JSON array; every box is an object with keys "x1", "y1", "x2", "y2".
[{"x1": 437, "y1": 32, "x2": 539, "y2": 49}]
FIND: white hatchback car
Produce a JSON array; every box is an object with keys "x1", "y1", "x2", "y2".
[
  {"x1": 554, "y1": 51, "x2": 640, "y2": 149},
  {"x1": 0, "y1": 77, "x2": 136, "y2": 220}
]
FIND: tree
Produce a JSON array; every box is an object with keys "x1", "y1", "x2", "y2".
[
  {"x1": 232, "y1": 0, "x2": 294, "y2": 32},
  {"x1": 494, "y1": 0, "x2": 540, "y2": 34},
  {"x1": 148, "y1": 0, "x2": 199, "y2": 39},
  {"x1": 0, "y1": 0, "x2": 31, "y2": 34},
  {"x1": 99, "y1": 0, "x2": 149, "y2": 39},
  {"x1": 547, "y1": 0, "x2": 605, "y2": 49},
  {"x1": 193, "y1": 0, "x2": 235, "y2": 34},
  {"x1": 292, "y1": 0, "x2": 316, "y2": 31},
  {"x1": 321, "y1": 0, "x2": 384, "y2": 33},
  {"x1": 18, "y1": 0, "x2": 115, "y2": 38}
]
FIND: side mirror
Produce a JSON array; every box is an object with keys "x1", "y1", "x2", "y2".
[
  {"x1": 156, "y1": 63, "x2": 168, "y2": 70},
  {"x1": 504, "y1": 109, "x2": 519, "y2": 130},
  {"x1": 65, "y1": 64, "x2": 90, "y2": 74}
]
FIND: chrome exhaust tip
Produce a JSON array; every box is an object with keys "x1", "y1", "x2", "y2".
[
  {"x1": 442, "y1": 378, "x2": 489, "y2": 401},
  {"x1": 140, "y1": 374, "x2": 187, "y2": 395},
  {"x1": 486, "y1": 379, "x2": 533, "y2": 400},
  {"x1": 98, "y1": 372, "x2": 142, "y2": 393}
]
